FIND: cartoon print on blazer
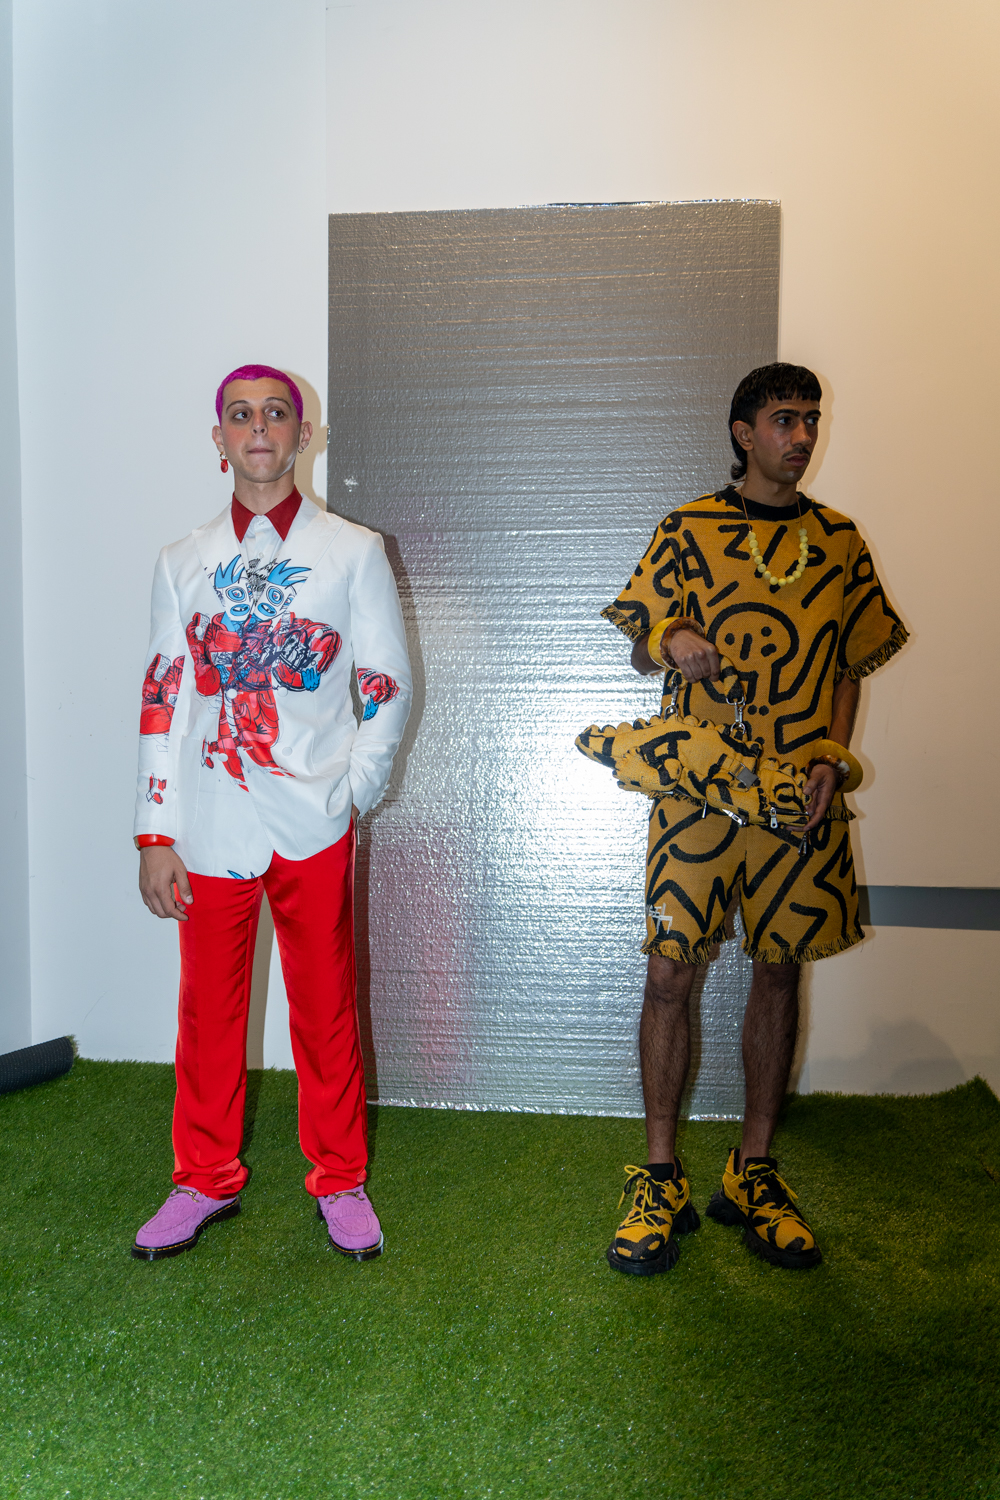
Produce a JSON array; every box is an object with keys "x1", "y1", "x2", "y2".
[
  {"x1": 356, "y1": 667, "x2": 399, "y2": 721},
  {"x1": 140, "y1": 653, "x2": 185, "y2": 734},
  {"x1": 184, "y1": 554, "x2": 342, "y2": 785}
]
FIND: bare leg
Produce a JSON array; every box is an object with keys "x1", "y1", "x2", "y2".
[
  {"x1": 640, "y1": 954, "x2": 698, "y2": 1162},
  {"x1": 740, "y1": 959, "x2": 800, "y2": 1159}
]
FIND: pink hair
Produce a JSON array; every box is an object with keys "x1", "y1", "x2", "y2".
[{"x1": 215, "y1": 364, "x2": 303, "y2": 422}]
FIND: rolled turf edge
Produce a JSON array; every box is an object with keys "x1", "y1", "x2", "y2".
[{"x1": 0, "y1": 1036, "x2": 76, "y2": 1096}]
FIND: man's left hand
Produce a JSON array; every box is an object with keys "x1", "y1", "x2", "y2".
[{"x1": 802, "y1": 763, "x2": 839, "y2": 832}]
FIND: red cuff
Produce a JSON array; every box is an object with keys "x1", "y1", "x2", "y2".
[{"x1": 135, "y1": 834, "x2": 175, "y2": 849}]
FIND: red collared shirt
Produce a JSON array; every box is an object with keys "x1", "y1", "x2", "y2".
[{"x1": 231, "y1": 487, "x2": 303, "y2": 542}]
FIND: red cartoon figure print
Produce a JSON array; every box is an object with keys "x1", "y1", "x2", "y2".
[
  {"x1": 356, "y1": 667, "x2": 399, "y2": 721},
  {"x1": 187, "y1": 555, "x2": 341, "y2": 784},
  {"x1": 140, "y1": 654, "x2": 185, "y2": 735}
]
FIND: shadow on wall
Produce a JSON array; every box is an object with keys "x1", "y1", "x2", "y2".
[
  {"x1": 366, "y1": 534, "x2": 426, "y2": 814},
  {"x1": 284, "y1": 370, "x2": 327, "y2": 508},
  {"x1": 814, "y1": 1020, "x2": 969, "y2": 1096},
  {"x1": 246, "y1": 896, "x2": 275, "y2": 1072},
  {"x1": 349, "y1": 533, "x2": 427, "y2": 1106},
  {"x1": 344, "y1": 526, "x2": 429, "y2": 1101},
  {"x1": 353, "y1": 822, "x2": 378, "y2": 1101},
  {"x1": 241, "y1": 532, "x2": 428, "y2": 1097}
]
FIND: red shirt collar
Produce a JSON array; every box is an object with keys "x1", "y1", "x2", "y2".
[{"x1": 231, "y1": 487, "x2": 303, "y2": 543}]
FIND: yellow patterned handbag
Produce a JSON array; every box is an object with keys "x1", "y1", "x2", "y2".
[{"x1": 576, "y1": 657, "x2": 817, "y2": 837}]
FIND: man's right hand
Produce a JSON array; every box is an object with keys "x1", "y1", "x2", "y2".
[
  {"x1": 139, "y1": 845, "x2": 194, "y2": 921},
  {"x1": 635, "y1": 627, "x2": 721, "y2": 681},
  {"x1": 667, "y1": 629, "x2": 721, "y2": 681}
]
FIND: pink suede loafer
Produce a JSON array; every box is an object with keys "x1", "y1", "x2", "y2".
[
  {"x1": 316, "y1": 1186, "x2": 383, "y2": 1260},
  {"x1": 132, "y1": 1186, "x2": 240, "y2": 1261}
]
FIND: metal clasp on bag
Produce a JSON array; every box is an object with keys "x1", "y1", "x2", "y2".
[
  {"x1": 719, "y1": 663, "x2": 750, "y2": 740},
  {"x1": 730, "y1": 686, "x2": 750, "y2": 741},
  {"x1": 664, "y1": 669, "x2": 682, "y2": 720}
]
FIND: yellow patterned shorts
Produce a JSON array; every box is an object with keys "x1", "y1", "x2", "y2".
[{"x1": 644, "y1": 795, "x2": 864, "y2": 965}]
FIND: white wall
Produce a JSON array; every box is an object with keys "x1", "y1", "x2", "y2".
[
  {"x1": 0, "y1": 0, "x2": 29, "y2": 1053},
  {"x1": 327, "y1": 0, "x2": 1000, "y2": 1093},
  {"x1": 14, "y1": 0, "x2": 327, "y2": 1059}
]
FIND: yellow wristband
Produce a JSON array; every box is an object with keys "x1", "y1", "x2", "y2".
[
  {"x1": 814, "y1": 739, "x2": 863, "y2": 794},
  {"x1": 646, "y1": 617, "x2": 707, "y2": 672},
  {"x1": 646, "y1": 619, "x2": 670, "y2": 670}
]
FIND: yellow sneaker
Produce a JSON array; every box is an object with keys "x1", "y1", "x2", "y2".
[
  {"x1": 706, "y1": 1149, "x2": 822, "y2": 1269},
  {"x1": 607, "y1": 1163, "x2": 700, "y2": 1276}
]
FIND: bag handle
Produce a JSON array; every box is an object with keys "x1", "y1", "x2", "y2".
[{"x1": 663, "y1": 654, "x2": 750, "y2": 738}]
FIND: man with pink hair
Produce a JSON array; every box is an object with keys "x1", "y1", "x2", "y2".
[{"x1": 131, "y1": 365, "x2": 410, "y2": 1263}]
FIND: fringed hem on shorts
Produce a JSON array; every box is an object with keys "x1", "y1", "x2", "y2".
[
  {"x1": 600, "y1": 604, "x2": 644, "y2": 641},
  {"x1": 642, "y1": 922, "x2": 729, "y2": 966},
  {"x1": 744, "y1": 926, "x2": 865, "y2": 965},
  {"x1": 844, "y1": 623, "x2": 909, "y2": 682}
]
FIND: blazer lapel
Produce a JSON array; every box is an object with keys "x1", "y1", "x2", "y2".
[
  {"x1": 279, "y1": 498, "x2": 343, "y2": 573},
  {"x1": 190, "y1": 505, "x2": 241, "y2": 610}
]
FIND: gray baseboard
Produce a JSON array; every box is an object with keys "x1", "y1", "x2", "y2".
[{"x1": 858, "y1": 886, "x2": 1000, "y2": 931}]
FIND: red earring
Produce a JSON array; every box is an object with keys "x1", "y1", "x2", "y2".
[{"x1": 219, "y1": 455, "x2": 229, "y2": 473}]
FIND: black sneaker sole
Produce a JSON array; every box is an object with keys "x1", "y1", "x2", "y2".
[
  {"x1": 705, "y1": 1189, "x2": 822, "y2": 1270},
  {"x1": 131, "y1": 1199, "x2": 241, "y2": 1261},
  {"x1": 316, "y1": 1204, "x2": 384, "y2": 1260},
  {"x1": 606, "y1": 1200, "x2": 700, "y2": 1276}
]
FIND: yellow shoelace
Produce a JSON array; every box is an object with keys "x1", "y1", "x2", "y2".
[
  {"x1": 618, "y1": 1166, "x2": 677, "y2": 1230},
  {"x1": 742, "y1": 1164, "x2": 803, "y2": 1220}
]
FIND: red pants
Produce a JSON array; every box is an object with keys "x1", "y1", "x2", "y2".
[{"x1": 172, "y1": 828, "x2": 368, "y2": 1199}]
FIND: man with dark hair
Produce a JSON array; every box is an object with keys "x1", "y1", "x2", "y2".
[
  {"x1": 131, "y1": 365, "x2": 411, "y2": 1263},
  {"x1": 727, "y1": 363, "x2": 823, "y2": 482},
  {"x1": 601, "y1": 362, "x2": 906, "y2": 1275}
]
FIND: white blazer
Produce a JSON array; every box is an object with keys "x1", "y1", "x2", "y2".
[{"x1": 134, "y1": 497, "x2": 412, "y2": 878}]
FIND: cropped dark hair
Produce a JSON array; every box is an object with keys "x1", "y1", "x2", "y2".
[{"x1": 728, "y1": 363, "x2": 822, "y2": 480}]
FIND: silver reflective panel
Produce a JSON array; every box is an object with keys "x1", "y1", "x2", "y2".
[{"x1": 330, "y1": 203, "x2": 779, "y2": 1117}]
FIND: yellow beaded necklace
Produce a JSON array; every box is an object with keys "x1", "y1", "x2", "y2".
[{"x1": 739, "y1": 486, "x2": 809, "y2": 591}]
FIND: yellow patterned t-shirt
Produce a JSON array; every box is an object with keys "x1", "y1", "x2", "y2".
[{"x1": 603, "y1": 486, "x2": 907, "y2": 762}]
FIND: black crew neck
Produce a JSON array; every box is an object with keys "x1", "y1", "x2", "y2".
[{"x1": 720, "y1": 484, "x2": 812, "y2": 523}]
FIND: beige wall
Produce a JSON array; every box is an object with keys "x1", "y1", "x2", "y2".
[
  {"x1": 328, "y1": 1, "x2": 1000, "y2": 1092},
  {"x1": 805, "y1": 928, "x2": 1000, "y2": 1095}
]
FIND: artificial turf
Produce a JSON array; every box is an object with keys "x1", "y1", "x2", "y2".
[{"x1": 0, "y1": 1062, "x2": 998, "y2": 1498}]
